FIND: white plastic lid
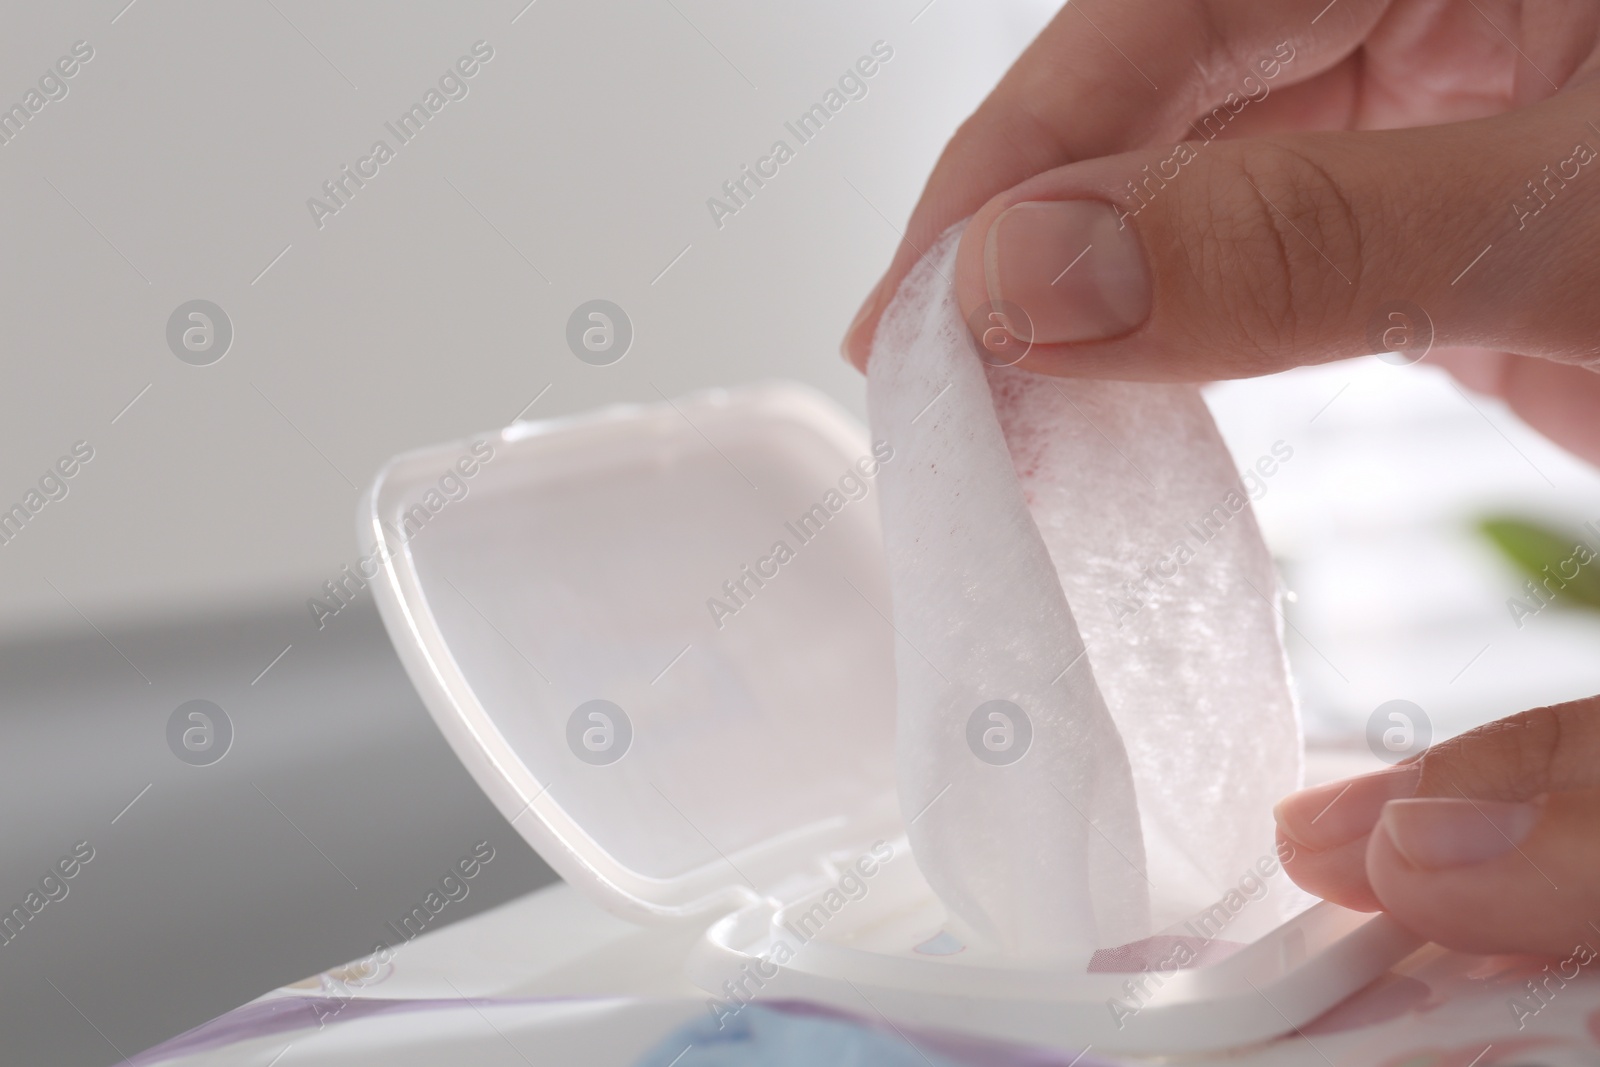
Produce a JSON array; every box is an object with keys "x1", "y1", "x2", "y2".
[{"x1": 360, "y1": 384, "x2": 901, "y2": 924}]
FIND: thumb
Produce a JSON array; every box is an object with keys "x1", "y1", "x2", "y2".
[
  {"x1": 952, "y1": 85, "x2": 1600, "y2": 381},
  {"x1": 1275, "y1": 696, "x2": 1600, "y2": 957}
]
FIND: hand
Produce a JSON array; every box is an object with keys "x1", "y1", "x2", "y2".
[
  {"x1": 840, "y1": 0, "x2": 1600, "y2": 465},
  {"x1": 1273, "y1": 696, "x2": 1600, "y2": 957}
]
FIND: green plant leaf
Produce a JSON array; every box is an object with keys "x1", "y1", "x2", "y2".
[{"x1": 1479, "y1": 517, "x2": 1600, "y2": 613}]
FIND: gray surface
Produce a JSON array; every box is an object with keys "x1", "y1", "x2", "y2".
[{"x1": 0, "y1": 600, "x2": 558, "y2": 1066}]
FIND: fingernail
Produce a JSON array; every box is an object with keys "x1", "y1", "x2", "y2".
[
  {"x1": 842, "y1": 279, "x2": 885, "y2": 364},
  {"x1": 984, "y1": 200, "x2": 1150, "y2": 345},
  {"x1": 1273, "y1": 763, "x2": 1421, "y2": 851},
  {"x1": 1380, "y1": 797, "x2": 1542, "y2": 870}
]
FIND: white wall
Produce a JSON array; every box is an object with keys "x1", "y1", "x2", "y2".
[{"x1": 0, "y1": 0, "x2": 1059, "y2": 637}]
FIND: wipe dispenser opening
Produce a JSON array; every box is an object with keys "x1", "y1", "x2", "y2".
[
  {"x1": 361, "y1": 382, "x2": 1425, "y2": 1054},
  {"x1": 359, "y1": 383, "x2": 902, "y2": 923}
]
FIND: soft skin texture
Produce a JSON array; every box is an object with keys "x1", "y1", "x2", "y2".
[
  {"x1": 843, "y1": 0, "x2": 1600, "y2": 956},
  {"x1": 842, "y1": 0, "x2": 1600, "y2": 466},
  {"x1": 1275, "y1": 697, "x2": 1600, "y2": 957}
]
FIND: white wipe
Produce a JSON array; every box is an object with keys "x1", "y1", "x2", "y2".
[{"x1": 867, "y1": 226, "x2": 1302, "y2": 959}]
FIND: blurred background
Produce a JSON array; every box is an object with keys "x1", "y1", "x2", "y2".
[{"x1": 2, "y1": 1, "x2": 1598, "y2": 1064}]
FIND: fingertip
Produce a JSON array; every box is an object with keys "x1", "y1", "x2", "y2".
[
  {"x1": 1365, "y1": 809, "x2": 1549, "y2": 956},
  {"x1": 1365, "y1": 790, "x2": 1600, "y2": 957},
  {"x1": 1380, "y1": 797, "x2": 1541, "y2": 871},
  {"x1": 1428, "y1": 346, "x2": 1510, "y2": 397},
  {"x1": 840, "y1": 335, "x2": 868, "y2": 373},
  {"x1": 1278, "y1": 832, "x2": 1382, "y2": 912},
  {"x1": 842, "y1": 277, "x2": 887, "y2": 373},
  {"x1": 1272, "y1": 763, "x2": 1421, "y2": 853},
  {"x1": 1364, "y1": 815, "x2": 1485, "y2": 951}
]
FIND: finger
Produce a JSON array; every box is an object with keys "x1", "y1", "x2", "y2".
[
  {"x1": 1368, "y1": 786, "x2": 1600, "y2": 956},
  {"x1": 950, "y1": 83, "x2": 1600, "y2": 382},
  {"x1": 1275, "y1": 761, "x2": 1422, "y2": 908},
  {"x1": 1433, "y1": 347, "x2": 1600, "y2": 465},
  {"x1": 1276, "y1": 696, "x2": 1600, "y2": 933},
  {"x1": 1274, "y1": 829, "x2": 1382, "y2": 912},
  {"x1": 839, "y1": 0, "x2": 1387, "y2": 371}
]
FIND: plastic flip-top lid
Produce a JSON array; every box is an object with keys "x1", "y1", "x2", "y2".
[{"x1": 361, "y1": 383, "x2": 902, "y2": 923}]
